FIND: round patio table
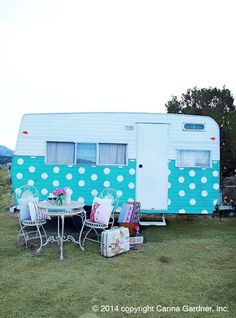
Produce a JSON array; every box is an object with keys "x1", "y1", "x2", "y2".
[{"x1": 37, "y1": 201, "x2": 86, "y2": 260}]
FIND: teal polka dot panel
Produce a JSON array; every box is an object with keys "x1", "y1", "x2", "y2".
[
  {"x1": 167, "y1": 160, "x2": 220, "y2": 214},
  {"x1": 11, "y1": 156, "x2": 136, "y2": 209},
  {"x1": 11, "y1": 156, "x2": 220, "y2": 214}
]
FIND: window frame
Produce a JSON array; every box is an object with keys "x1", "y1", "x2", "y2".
[
  {"x1": 76, "y1": 142, "x2": 97, "y2": 165},
  {"x1": 45, "y1": 141, "x2": 76, "y2": 165},
  {"x1": 45, "y1": 141, "x2": 128, "y2": 166},
  {"x1": 98, "y1": 143, "x2": 128, "y2": 166},
  {"x1": 182, "y1": 123, "x2": 205, "y2": 132},
  {"x1": 176, "y1": 149, "x2": 211, "y2": 168}
]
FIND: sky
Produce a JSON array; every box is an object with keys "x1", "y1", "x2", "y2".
[{"x1": 0, "y1": 0, "x2": 235, "y2": 149}]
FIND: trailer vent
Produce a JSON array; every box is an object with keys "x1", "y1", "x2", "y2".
[{"x1": 125, "y1": 125, "x2": 134, "y2": 130}]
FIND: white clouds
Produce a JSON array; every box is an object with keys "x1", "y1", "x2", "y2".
[{"x1": 0, "y1": 0, "x2": 236, "y2": 148}]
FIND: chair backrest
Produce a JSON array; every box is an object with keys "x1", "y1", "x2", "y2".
[
  {"x1": 99, "y1": 188, "x2": 119, "y2": 212},
  {"x1": 17, "y1": 185, "x2": 39, "y2": 221},
  {"x1": 17, "y1": 185, "x2": 39, "y2": 202}
]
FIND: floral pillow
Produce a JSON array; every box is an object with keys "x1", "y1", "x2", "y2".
[
  {"x1": 90, "y1": 197, "x2": 113, "y2": 225},
  {"x1": 93, "y1": 204, "x2": 114, "y2": 226}
]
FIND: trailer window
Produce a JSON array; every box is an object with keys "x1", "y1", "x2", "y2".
[
  {"x1": 183, "y1": 123, "x2": 205, "y2": 131},
  {"x1": 46, "y1": 142, "x2": 75, "y2": 164},
  {"x1": 177, "y1": 150, "x2": 210, "y2": 168},
  {"x1": 77, "y1": 143, "x2": 96, "y2": 165},
  {"x1": 99, "y1": 143, "x2": 127, "y2": 165}
]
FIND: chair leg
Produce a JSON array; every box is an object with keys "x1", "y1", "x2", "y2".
[
  {"x1": 18, "y1": 224, "x2": 29, "y2": 248},
  {"x1": 82, "y1": 228, "x2": 92, "y2": 246},
  {"x1": 82, "y1": 227, "x2": 103, "y2": 246},
  {"x1": 36, "y1": 224, "x2": 43, "y2": 251},
  {"x1": 41, "y1": 225, "x2": 48, "y2": 243}
]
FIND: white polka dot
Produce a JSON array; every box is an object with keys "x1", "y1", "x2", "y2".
[
  {"x1": 212, "y1": 170, "x2": 219, "y2": 177},
  {"x1": 168, "y1": 182, "x2": 171, "y2": 189},
  {"x1": 118, "y1": 166, "x2": 123, "y2": 169},
  {"x1": 30, "y1": 156, "x2": 36, "y2": 159},
  {"x1": 41, "y1": 188, "x2": 48, "y2": 195},
  {"x1": 129, "y1": 168, "x2": 136, "y2": 175},
  {"x1": 91, "y1": 189, "x2": 98, "y2": 196},
  {"x1": 78, "y1": 167, "x2": 85, "y2": 174},
  {"x1": 189, "y1": 183, "x2": 196, "y2": 190},
  {"x1": 67, "y1": 164, "x2": 73, "y2": 168},
  {"x1": 104, "y1": 181, "x2": 110, "y2": 188},
  {"x1": 201, "y1": 190, "x2": 208, "y2": 197},
  {"x1": 117, "y1": 190, "x2": 123, "y2": 197},
  {"x1": 201, "y1": 177, "x2": 207, "y2": 183},
  {"x1": 128, "y1": 198, "x2": 134, "y2": 202},
  {"x1": 179, "y1": 190, "x2": 185, "y2": 197},
  {"x1": 179, "y1": 209, "x2": 186, "y2": 214},
  {"x1": 78, "y1": 180, "x2": 85, "y2": 187},
  {"x1": 189, "y1": 170, "x2": 195, "y2": 177},
  {"x1": 78, "y1": 197, "x2": 84, "y2": 203},
  {"x1": 116, "y1": 207, "x2": 122, "y2": 212},
  {"x1": 17, "y1": 158, "x2": 24, "y2": 165},
  {"x1": 128, "y1": 182, "x2": 135, "y2": 189},
  {"x1": 202, "y1": 210, "x2": 208, "y2": 214},
  {"x1": 104, "y1": 168, "x2": 110, "y2": 175},
  {"x1": 179, "y1": 168, "x2": 184, "y2": 170},
  {"x1": 16, "y1": 173, "x2": 23, "y2": 179},
  {"x1": 41, "y1": 173, "x2": 48, "y2": 180},
  {"x1": 91, "y1": 174, "x2": 98, "y2": 181},
  {"x1": 178, "y1": 176, "x2": 185, "y2": 183},
  {"x1": 213, "y1": 199, "x2": 218, "y2": 206},
  {"x1": 213, "y1": 183, "x2": 219, "y2": 190},
  {"x1": 168, "y1": 169, "x2": 171, "y2": 175},
  {"x1": 29, "y1": 166, "x2": 35, "y2": 173},
  {"x1": 190, "y1": 199, "x2": 196, "y2": 205},
  {"x1": 15, "y1": 188, "x2": 21, "y2": 195},
  {"x1": 66, "y1": 173, "x2": 73, "y2": 180},
  {"x1": 27, "y1": 180, "x2": 34, "y2": 186},
  {"x1": 53, "y1": 166, "x2": 60, "y2": 173},
  {"x1": 53, "y1": 180, "x2": 59, "y2": 187},
  {"x1": 168, "y1": 199, "x2": 171, "y2": 206},
  {"x1": 117, "y1": 175, "x2": 124, "y2": 182}
]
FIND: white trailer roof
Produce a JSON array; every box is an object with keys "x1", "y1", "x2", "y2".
[{"x1": 15, "y1": 112, "x2": 220, "y2": 160}]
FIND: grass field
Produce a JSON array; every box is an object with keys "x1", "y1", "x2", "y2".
[{"x1": 0, "y1": 167, "x2": 236, "y2": 318}]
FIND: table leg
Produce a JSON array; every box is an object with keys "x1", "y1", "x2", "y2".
[
  {"x1": 66, "y1": 209, "x2": 86, "y2": 251},
  {"x1": 58, "y1": 216, "x2": 60, "y2": 246},
  {"x1": 60, "y1": 215, "x2": 65, "y2": 260}
]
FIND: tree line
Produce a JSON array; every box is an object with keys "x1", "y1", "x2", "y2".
[{"x1": 165, "y1": 87, "x2": 236, "y2": 180}]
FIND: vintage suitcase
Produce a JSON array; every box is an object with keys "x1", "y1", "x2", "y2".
[{"x1": 101, "y1": 226, "x2": 130, "y2": 257}]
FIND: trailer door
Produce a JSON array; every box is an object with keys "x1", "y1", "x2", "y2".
[{"x1": 136, "y1": 123, "x2": 169, "y2": 210}]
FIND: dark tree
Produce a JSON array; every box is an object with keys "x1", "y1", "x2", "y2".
[{"x1": 165, "y1": 87, "x2": 236, "y2": 180}]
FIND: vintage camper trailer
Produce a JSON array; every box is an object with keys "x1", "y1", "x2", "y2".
[{"x1": 11, "y1": 112, "x2": 220, "y2": 216}]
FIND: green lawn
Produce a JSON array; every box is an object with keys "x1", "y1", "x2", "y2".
[
  {"x1": 0, "y1": 168, "x2": 236, "y2": 318},
  {"x1": 0, "y1": 210, "x2": 235, "y2": 318}
]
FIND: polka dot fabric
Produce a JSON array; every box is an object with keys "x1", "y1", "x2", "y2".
[
  {"x1": 11, "y1": 156, "x2": 220, "y2": 214},
  {"x1": 168, "y1": 160, "x2": 220, "y2": 214},
  {"x1": 11, "y1": 156, "x2": 136, "y2": 207}
]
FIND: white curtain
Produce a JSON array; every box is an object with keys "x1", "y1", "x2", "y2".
[
  {"x1": 99, "y1": 143, "x2": 127, "y2": 164},
  {"x1": 47, "y1": 142, "x2": 75, "y2": 164},
  {"x1": 178, "y1": 150, "x2": 210, "y2": 167}
]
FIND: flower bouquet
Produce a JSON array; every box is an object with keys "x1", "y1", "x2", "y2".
[
  {"x1": 134, "y1": 225, "x2": 141, "y2": 236},
  {"x1": 53, "y1": 189, "x2": 66, "y2": 205}
]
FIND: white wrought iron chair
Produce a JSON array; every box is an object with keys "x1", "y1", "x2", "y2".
[
  {"x1": 17, "y1": 185, "x2": 48, "y2": 250},
  {"x1": 82, "y1": 188, "x2": 119, "y2": 246}
]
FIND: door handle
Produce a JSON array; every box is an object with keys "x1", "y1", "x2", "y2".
[{"x1": 139, "y1": 164, "x2": 143, "y2": 168}]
